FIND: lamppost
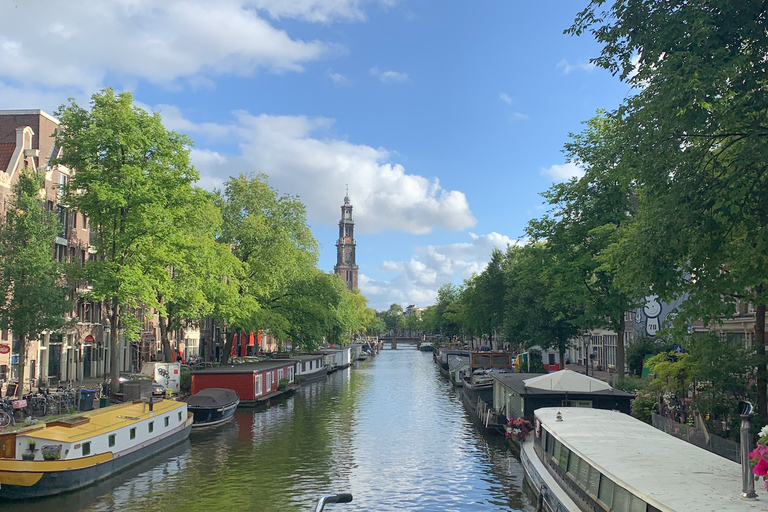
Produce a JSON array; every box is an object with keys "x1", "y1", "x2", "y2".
[
  {"x1": 589, "y1": 351, "x2": 595, "y2": 377},
  {"x1": 740, "y1": 401, "x2": 757, "y2": 500}
]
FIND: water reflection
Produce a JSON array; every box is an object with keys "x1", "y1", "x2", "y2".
[{"x1": 4, "y1": 347, "x2": 533, "y2": 512}]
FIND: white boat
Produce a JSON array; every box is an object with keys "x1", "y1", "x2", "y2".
[
  {"x1": 0, "y1": 399, "x2": 192, "y2": 499},
  {"x1": 525, "y1": 407, "x2": 765, "y2": 512}
]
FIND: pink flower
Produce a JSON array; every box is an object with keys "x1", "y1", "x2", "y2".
[
  {"x1": 749, "y1": 445, "x2": 768, "y2": 459},
  {"x1": 753, "y1": 457, "x2": 768, "y2": 477}
]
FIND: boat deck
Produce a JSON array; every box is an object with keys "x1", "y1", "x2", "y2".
[{"x1": 25, "y1": 400, "x2": 185, "y2": 443}]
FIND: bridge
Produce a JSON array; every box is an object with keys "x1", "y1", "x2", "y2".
[{"x1": 378, "y1": 336, "x2": 424, "y2": 349}]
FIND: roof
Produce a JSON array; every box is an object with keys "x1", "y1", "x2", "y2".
[
  {"x1": 491, "y1": 371, "x2": 633, "y2": 397},
  {"x1": 535, "y1": 408, "x2": 763, "y2": 512},
  {"x1": 186, "y1": 388, "x2": 239, "y2": 407},
  {"x1": 273, "y1": 354, "x2": 323, "y2": 362},
  {"x1": 192, "y1": 361, "x2": 294, "y2": 374},
  {"x1": 25, "y1": 399, "x2": 185, "y2": 443},
  {"x1": 448, "y1": 356, "x2": 469, "y2": 372},
  {"x1": 0, "y1": 143, "x2": 15, "y2": 172},
  {"x1": 523, "y1": 369, "x2": 613, "y2": 392}
]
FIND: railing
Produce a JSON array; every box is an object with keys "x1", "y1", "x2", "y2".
[{"x1": 652, "y1": 413, "x2": 740, "y2": 463}]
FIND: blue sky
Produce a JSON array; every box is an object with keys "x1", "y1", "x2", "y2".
[{"x1": 0, "y1": 0, "x2": 633, "y2": 310}]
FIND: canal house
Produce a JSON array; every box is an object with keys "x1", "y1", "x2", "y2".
[
  {"x1": 191, "y1": 361, "x2": 295, "y2": 406},
  {"x1": 491, "y1": 369, "x2": 633, "y2": 420}
]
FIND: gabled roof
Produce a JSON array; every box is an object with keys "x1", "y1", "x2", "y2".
[
  {"x1": 491, "y1": 370, "x2": 633, "y2": 397},
  {"x1": 0, "y1": 143, "x2": 15, "y2": 172}
]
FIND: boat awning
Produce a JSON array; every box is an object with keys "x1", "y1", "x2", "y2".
[{"x1": 523, "y1": 369, "x2": 612, "y2": 392}]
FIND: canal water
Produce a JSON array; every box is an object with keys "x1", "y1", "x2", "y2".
[{"x1": 6, "y1": 346, "x2": 534, "y2": 512}]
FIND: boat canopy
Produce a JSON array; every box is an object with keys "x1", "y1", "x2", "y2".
[
  {"x1": 187, "y1": 388, "x2": 239, "y2": 407},
  {"x1": 523, "y1": 369, "x2": 612, "y2": 392}
]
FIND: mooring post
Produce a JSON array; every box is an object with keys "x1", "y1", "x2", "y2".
[{"x1": 740, "y1": 401, "x2": 757, "y2": 500}]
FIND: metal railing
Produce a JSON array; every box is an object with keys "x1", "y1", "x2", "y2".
[{"x1": 652, "y1": 413, "x2": 740, "y2": 463}]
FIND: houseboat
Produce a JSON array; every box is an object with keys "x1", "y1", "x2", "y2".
[
  {"x1": 491, "y1": 369, "x2": 633, "y2": 420},
  {"x1": 191, "y1": 361, "x2": 296, "y2": 407},
  {"x1": 316, "y1": 347, "x2": 353, "y2": 373},
  {"x1": 461, "y1": 352, "x2": 513, "y2": 432},
  {"x1": 273, "y1": 354, "x2": 327, "y2": 382},
  {"x1": 435, "y1": 348, "x2": 469, "y2": 377},
  {"x1": 524, "y1": 407, "x2": 764, "y2": 512},
  {"x1": 447, "y1": 355, "x2": 469, "y2": 387},
  {"x1": 186, "y1": 388, "x2": 240, "y2": 428},
  {"x1": 0, "y1": 399, "x2": 192, "y2": 499}
]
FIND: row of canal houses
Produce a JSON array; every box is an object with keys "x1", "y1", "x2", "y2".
[{"x1": 190, "y1": 343, "x2": 375, "y2": 407}]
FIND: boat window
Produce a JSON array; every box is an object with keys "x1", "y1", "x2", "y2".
[
  {"x1": 567, "y1": 453, "x2": 580, "y2": 478},
  {"x1": 165, "y1": 416, "x2": 169, "y2": 427},
  {"x1": 552, "y1": 440, "x2": 561, "y2": 463},
  {"x1": 612, "y1": 485, "x2": 631, "y2": 512},
  {"x1": 598, "y1": 475, "x2": 615, "y2": 507},
  {"x1": 576, "y1": 456, "x2": 590, "y2": 488},
  {"x1": 629, "y1": 494, "x2": 647, "y2": 512},
  {"x1": 149, "y1": 421, "x2": 154, "y2": 433},
  {"x1": 108, "y1": 434, "x2": 116, "y2": 447},
  {"x1": 178, "y1": 411, "x2": 182, "y2": 422},
  {"x1": 558, "y1": 444, "x2": 569, "y2": 468},
  {"x1": 82, "y1": 442, "x2": 91, "y2": 456},
  {"x1": 130, "y1": 427, "x2": 136, "y2": 440},
  {"x1": 588, "y1": 466, "x2": 600, "y2": 497}
]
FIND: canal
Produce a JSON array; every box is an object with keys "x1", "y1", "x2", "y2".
[{"x1": 6, "y1": 346, "x2": 534, "y2": 512}]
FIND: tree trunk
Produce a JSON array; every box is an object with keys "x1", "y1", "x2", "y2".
[
  {"x1": 755, "y1": 301, "x2": 767, "y2": 422},
  {"x1": 159, "y1": 316, "x2": 174, "y2": 363},
  {"x1": 221, "y1": 328, "x2": 233, "y2": 365},
  {"x1": 109, "y1": 296, "x2": 121, "y2": 394},
  {"x1": 15, "y1": 333, "x2": 26, "y2": 399},
  {"x1": 615, "y1": 313, "x2": 626, "y2": 381}
]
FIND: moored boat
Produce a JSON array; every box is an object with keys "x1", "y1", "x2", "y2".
[
  {"x1": 0, "y1": 399, "x2": 192, "y2": 499},
  {"x1": 525, "y1": 407, "x2": 764, "y2": 512},
  {"x1": 186, "y1": 388, "x2": 239, "y2": 428}
]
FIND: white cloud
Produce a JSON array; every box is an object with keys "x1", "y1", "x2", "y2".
[
  {"x1": 369, "y1": 66, "x2": 409, "y2": 84},
  {"x1": 499, "y1": 93, "x2": 512, "y2": 105},
  {"x1": 166, "y1": 110, "x2": 476, "y2": 234},
  {"x1": 0, "y1": 0, "x2": 339, "y2": 99},
  {"x1": 556, "y1": 58, "x2": 596, "y2": 75},
  {"x1": 252, "y1": 0, "x2": 398, "y2": 23},
  {"x1": 541, "y1": 162, "x2": 585, "y2": 182},
  {"x1": 360, "y1": 232, "x2": 518, "y2": 310},
  {"x1": 328, "y1": 71, "x2": 351, "y2": 86}
]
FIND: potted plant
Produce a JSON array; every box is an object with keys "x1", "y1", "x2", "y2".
[
  {"x1": 21, "y1": 452, "x2": 35, "y2": 461},
  {"x1": 27, "y1": 439, "x2": 36, "y2": 452},
  {"x1": 41, "y1": 445, "x2": 62, "y2": 461}
]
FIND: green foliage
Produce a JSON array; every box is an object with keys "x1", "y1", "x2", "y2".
[
  {"x1": 626, "y1": 337, "x2": 669, "y2": 376},
  {"x1": 0, "y1": 169, "x2": 72, "y2": 397},
  {"x1": 55, "y1": 88, "x2": 198, "y2": 385},
  {"x1": 631, "y1": 389, "x2": 657, "y2": 424},
  {"x1": 526, "y1": 349, "x2": 547, "y2": 374},
  {"x1": 277, "y1": 378, "x2": 289, "y2": 391},
  {"x1": 179, "y1": 369, "x2": 191, "y2": 393}
]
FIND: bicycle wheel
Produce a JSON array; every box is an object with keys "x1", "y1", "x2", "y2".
[{"x1": 0, "y1": 411, "x2": 11, "y2": 428}]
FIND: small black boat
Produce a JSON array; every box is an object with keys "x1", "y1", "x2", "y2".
[{"x1": 186, "y1": 388, "x2": 240, "y2": 428}]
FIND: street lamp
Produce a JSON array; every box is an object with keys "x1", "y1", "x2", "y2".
[{"x1": 589, "y1": 349, "x2": 596, "y2": 377}]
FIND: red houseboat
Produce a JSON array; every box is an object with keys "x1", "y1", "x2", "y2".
[{"x1": 191, "y1": 361, "x2": 296, "y2": 407}]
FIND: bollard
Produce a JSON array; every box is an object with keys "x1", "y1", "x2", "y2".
[{"x1": 740, "y1": 401, "x2": 757, "y2": 500}]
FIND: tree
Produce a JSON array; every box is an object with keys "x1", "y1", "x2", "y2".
[
  {"x1": 55, "y1": 88, "x2": 198, "y2": 388},
  {"x1": 527, "y1": 114, "x2": 637, "y2": 378},
  {"x1": 216, "y1": 173, "x2": 318, "y2": 362},
  {"x1": 570, "y1": 0, "x2": 768, "y2": 419},
  {"x1": 0, "y1": 169, "x2": 72, "y2": 397},
  {"x1": 503, "y1": 243, "x2": 581, "y2": 366}
]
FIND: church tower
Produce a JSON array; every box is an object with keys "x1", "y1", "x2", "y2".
[{"x1": 334, "y1": 190, "x2": 358, "y2": 291}]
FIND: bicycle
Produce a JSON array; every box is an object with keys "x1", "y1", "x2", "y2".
[
  {"x1": 0, "y1": 398, "x2": 17, "y2": 428},
  {"x1": 314, "y1": 493, "x2": 352, "y2": 512}
]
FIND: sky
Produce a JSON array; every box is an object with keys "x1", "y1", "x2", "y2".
[{"x1": 0, "y1": 0, "x2": 634, "y2": 311}]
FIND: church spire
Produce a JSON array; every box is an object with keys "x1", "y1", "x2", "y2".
[{"x1": 334, "y1": 191, "x2": 358, "y2": 291}]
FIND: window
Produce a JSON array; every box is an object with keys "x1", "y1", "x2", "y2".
[
  {"x1": 548, "y1": 353, "x2": 556, "y2": 366},
  {"x1": 178, "y1": 412, "x2": 182, "y2": 422},
  {"x1": 108, "y1": 434, "x2": 115, "y2": 447},
  {"x1": 567, "y1": 454, "x2": 580, "y2": 478},
  {"x1": 165, "y1": 416, "x2": 169, "y2": 427},
  {"x1": 558, "y1": 444, "x2": 569, "y2": 468},
  {"x1": 82, "y1": 442, "x2": 91, "y2": 456},
  {"x1": 612, "y1": 486, "x2": 631, "y2": 512},
  {"x1": 130, "y1": 427, "x2": 136, "y2": 440},
  {"x1": 255, "y1": 374, "x2": 263, "y2": 395},
  {"x1": 576, "y1": 456, "x2": 590, "y2": 488},
  {"x1": 598, "y1": 476, "x2": 615, "y2": 507},
  {"x1": 149, "y1": 421, "x2": 154, "y2": 433},
  {"x1": 588, "y1": 466, "x2": 600, "y2": 497}
]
